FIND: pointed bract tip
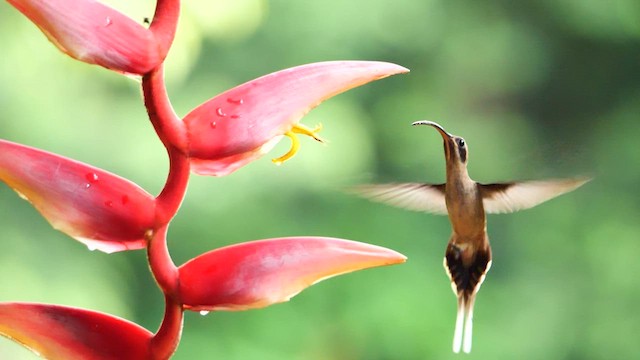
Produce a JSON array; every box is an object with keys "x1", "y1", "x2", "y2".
[{"x1": 365, "y1": 61, "x2": 410, "y2": 75}]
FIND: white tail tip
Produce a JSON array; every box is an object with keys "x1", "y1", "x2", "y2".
[
  {"x1": 452, "y1": 299, "x2": 465, "y2": 353},
  {"x1": 463, "y1": 301, "x2": 474, "y2": 353},
  {"x1": 452, "y1": 296, "x2": 476, "y2": 354}
]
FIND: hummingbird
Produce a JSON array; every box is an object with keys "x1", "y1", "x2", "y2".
[{"x1": 354, "y1": 121, "x2": 588, "y2": 354}]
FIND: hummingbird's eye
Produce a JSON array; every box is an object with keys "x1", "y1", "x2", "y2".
[{"x1": 458, "y1": 138, "x2": 465, "y2": 147}]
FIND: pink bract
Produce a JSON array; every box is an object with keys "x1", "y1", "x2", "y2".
[
  {"x1": 179, "y1": 237, "x2": 407, "y2": 311},
  {"x1": 0, "y1": 140, "x2": 156, "y2": 253},
  {"x1": 0, "y1": 302, "x2": 153, "y2": 360},
  {"x1": 183, "y1": 61, "x2": 409, "y2": 176},
  {"x1": 7, "y1": 0, "x2": 164, "y2": 75}
]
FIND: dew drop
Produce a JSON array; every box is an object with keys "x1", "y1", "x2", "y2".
[
  {"x1": 210, "y1": 121, "x2": 217, "y2": 129},
  {"x1": 216, "y1": 107, "x2": 227, "y2": 117},
  {"x1": 84, "y1": 183, "x2": 91, "y2": 189},
  {"x1": 199, "y1": 311, "x2": 210, "y2": 316},
  {"x1": 105, "y1": 201, "x2": 114, "y2": 208},
  {"x1": 121, "y1": 195, "x2": 129, "y2": 205},
  {"x1": 227, "y1": 97, "x2": 244, "y2": 105},
  {"x1": 86, "y1": 172, "x2": 99, "y2": 183},
  {"x1": 87, "y1": 244, "x2": 97, "y2": 251},
  {"x1": 15, "y1": 190, "x2": 29, "y2": 201},
  {"x1": 105, "y1": 17, "x2": 112, "y2": 27}
]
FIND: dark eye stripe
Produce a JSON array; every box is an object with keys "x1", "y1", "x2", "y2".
[{"x1": 459, "y1": 146, "x2": 467, "y2": 162}]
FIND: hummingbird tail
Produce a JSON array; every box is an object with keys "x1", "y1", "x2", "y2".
[
  {"x1": 452, "y1": 294, "x2": 476, "y2": 354},
  {"x1": 453, "y1": 298, "x2": 465, "y2": 353},
  {"x1": 444, "y1": 243, "x2": 492, "y2": 354},
  {"x1": 463, "y1": 295, "x2": 476, "y2": 354}
]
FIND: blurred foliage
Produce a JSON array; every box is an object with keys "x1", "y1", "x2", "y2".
[{"x1": 0, "y1": 0, "x2": 639, "y2": 359}]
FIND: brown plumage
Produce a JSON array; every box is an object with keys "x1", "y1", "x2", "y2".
[{"x1": 354, "y1": 121, "x2": 589, "y2": 353}]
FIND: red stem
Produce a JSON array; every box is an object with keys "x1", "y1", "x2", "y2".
[
  {"x1": 156, "y1": 146, "x2": 191, "y2": 224},
  {"x1": 142, "y1": 64, "x2": 187, "y2": 151},
  {"x1": 149, "y1": 0, "x2": 181, "y2": 59},
  {"x1": 149, "y1": 295, "x2": 184, "y2": 359},
  {"x1": 147, "y1": 225, "x2": 179, "y2": 299},
  {"x1": 143, "y1": 6, "x2": 186, "y2": 357},
  {"x1": 142, "y1": 64, "x2": 190, "y2": 223}
]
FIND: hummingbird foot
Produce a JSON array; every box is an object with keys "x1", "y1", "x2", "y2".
[{"x1": 272, "y1": 123, "x2": 325, "y2": 165}]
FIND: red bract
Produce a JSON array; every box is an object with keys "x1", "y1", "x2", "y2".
[
  {"x1": 183, "y1": 61, "x2": 409, "y2": 176},
  {"x1": 178, "y1": 237, "x2": 407, "y2": 311},
  {"x1": 7, "y1": 0, "x2": 165, "y2": 75},
  {"x1": 0, "y1": 140, "x2": 156, "y2": 253},
  {"x1": 0, "y1": 302, "x2": 153, "y2": 360}
]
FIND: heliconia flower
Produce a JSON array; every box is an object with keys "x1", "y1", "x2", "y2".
[
  {"x1": 0, "y1": 302, "x2": 153, "y2": 360},
  {"x1": 7, "y1": 0, "x2": 165, "y2": 75},
  {"x1": 182, "y1": 61, "x2": 409, "y2": 176},
  {"x1": 0, "y1": 140, "x2": 156, "y2": 253},
  {"x1": 178, "y1": 237, "x2": 407, "y2": 312}
]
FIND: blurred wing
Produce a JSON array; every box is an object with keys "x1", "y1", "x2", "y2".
[
  {"x1": 480, "y1": 178, "x2": 589, "y2": 214},
  {"x1": 352, "y1": 183, "x2": 448, "y2": 215}
]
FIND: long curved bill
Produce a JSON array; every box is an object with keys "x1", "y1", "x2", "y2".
[{"x1": 412, "y1": 120, "x2": 453, "y2": 140}]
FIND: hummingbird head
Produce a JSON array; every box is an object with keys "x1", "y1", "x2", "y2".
[{"x1": 412, "y1": 121, "x2": 468, "y2": 165}]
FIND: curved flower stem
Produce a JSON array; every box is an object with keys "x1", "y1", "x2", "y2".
[
  {"x1": 143, "y1": 62, "x2": 190, "y2": 224},
  {"x1": 156, "y1": 146, "x2": 190, "y2": 225},
  {"x1": 149, "y1": 0, "x2": 181, "y2": 58},
  {"x1": 142, "y1": 64, "x2": 187, "y2": 151},
  {"x1": 149, "y1": 295, "x2": 184, "y2": 359},
  {"x1": 147, "y1": 225, "x2": 179, "y2": 299}
]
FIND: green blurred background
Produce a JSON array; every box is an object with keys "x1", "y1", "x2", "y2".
[{"x1": 1, "y1": 0, "x2": 638, "y2": 359}]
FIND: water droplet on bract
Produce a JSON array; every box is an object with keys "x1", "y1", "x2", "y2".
[
  {"x1": 121, "y1": 195, "x2": 129, "y2": 205},
  {"x1": 199, "y1": 311, "x2": 210, "y2": 316},
  {"x1": 210, "y1": 121, "x2": 217, "y2": 129},
  {"x1": 227, "y1": 97, "x2": 244, "y2": 105},
  {"x1": 216, "y1": 107, "x2": 227, "y2": 117},
  {"x1": 84, "y1": 183, "x2": 91, "y2": 189},
  {"x1": 105, "y1": 201, "x2": 114, "y2": 207},
  {"x1": 87, "y1": 244, "x2": 97, "y2": 251},
  {"x1": 86, "y1": 172, "x2": 99, "y2": 183},
  {"x1": 15, "y1": 190, "x2": 29, "y2": 201},
  {"x1": 105, "y1": 17, "x2": 112, "y2": 27}
]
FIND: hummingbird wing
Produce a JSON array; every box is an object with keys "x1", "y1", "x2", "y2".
[
  {"x1": 351, "y1": 183, "x2": 448, "y2": 215},
  {"x1": 479, "y1": 178, "x2": 589, "y2": 214}
]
